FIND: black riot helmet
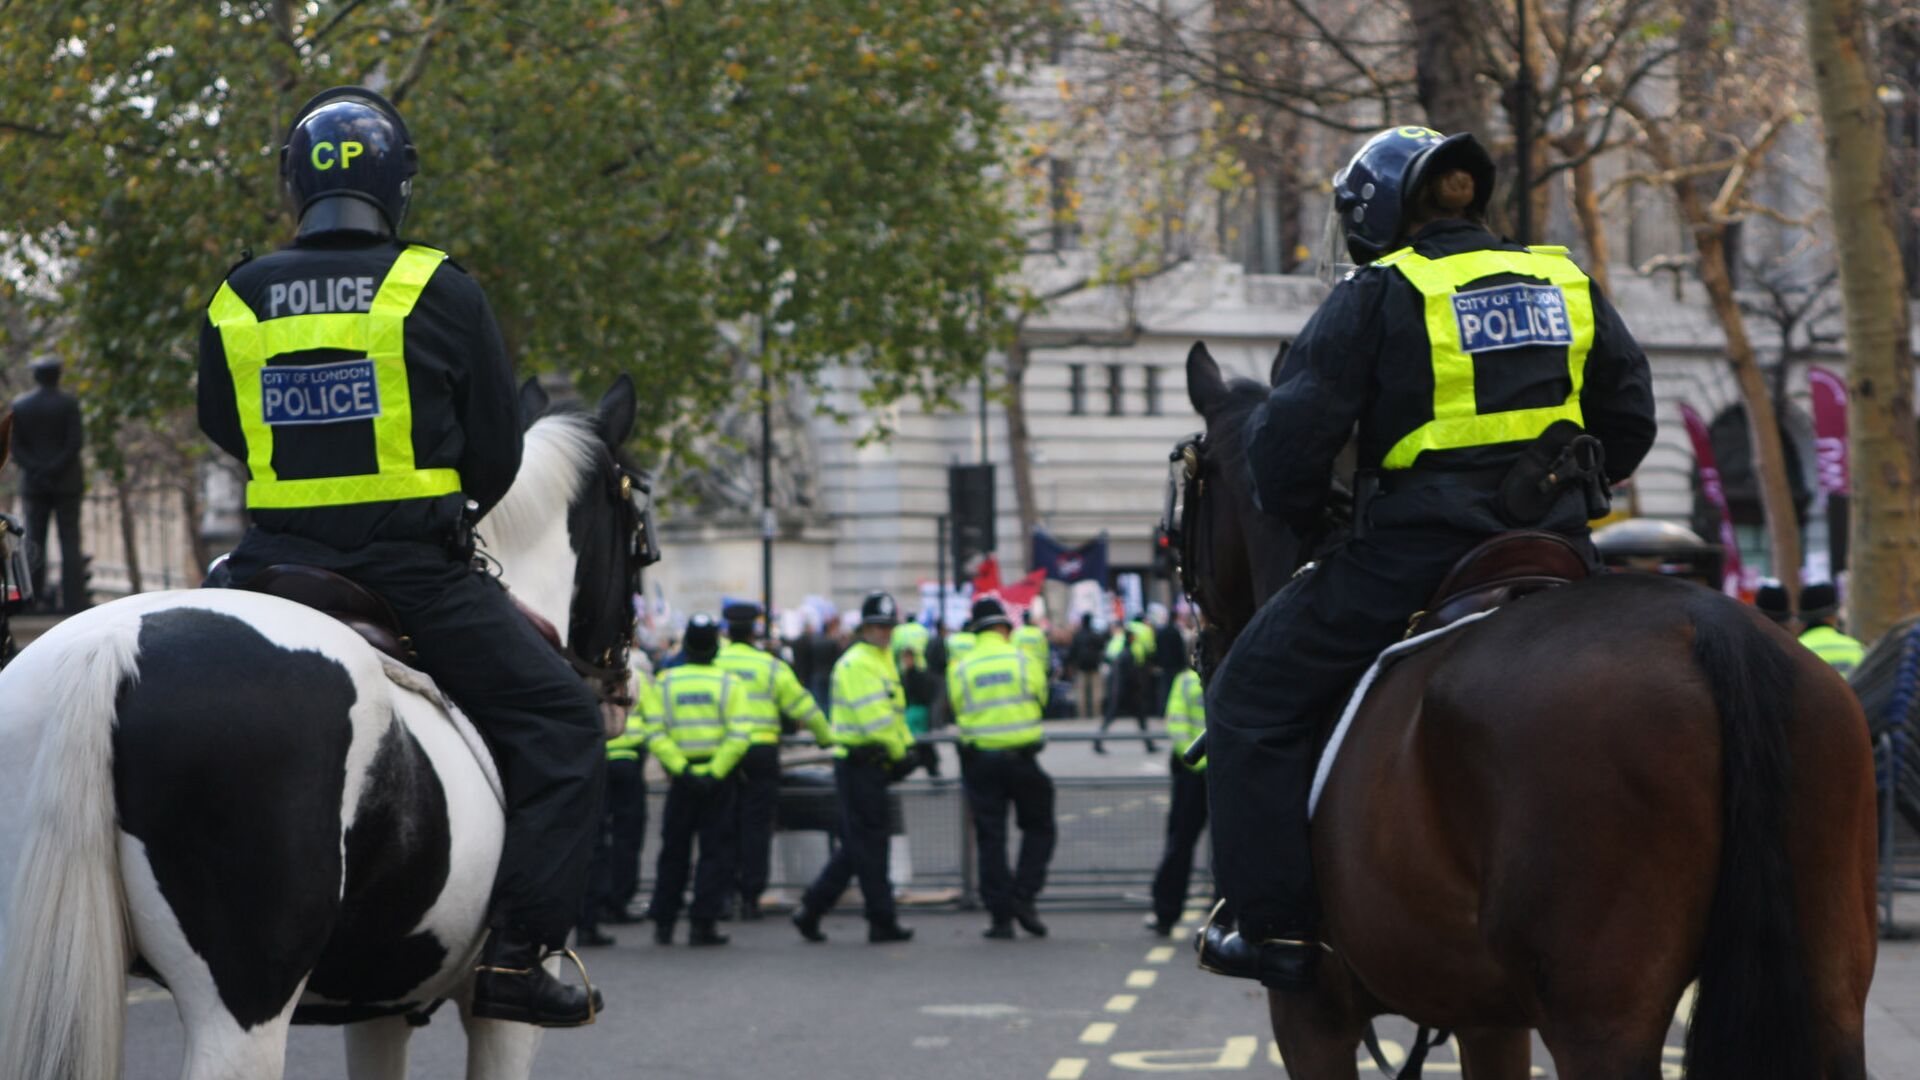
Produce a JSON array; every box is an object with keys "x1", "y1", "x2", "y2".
[
  {"x1": 1330, "y1": 126, "x2": 1496, "y2": 265},
  {"x1": 280, "y1": 87, "x2": 419, "y2": 240}
]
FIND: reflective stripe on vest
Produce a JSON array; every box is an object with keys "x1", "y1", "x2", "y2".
[
  {"x1": 716, "y1": 644, "x2": 783, "y2": 741},
  {"x1": 1373, "y1": 245, "x2": 1595, "y2": 470},
  {"x1": 209, "y1": 244, "x2": 462, "y2": 509},
  {"x1": 952, "y1": 647, "x2": 1044, "y2": 748},
  {"x1": 1800, "y1": 626, "x2": 1864, "y2": 675},
  {"x1": 830, "y1": 645, "x2": 903, "y2": 746},
  {"x1": 659, "y1": 669, "x2": 735, "y2": 759}
]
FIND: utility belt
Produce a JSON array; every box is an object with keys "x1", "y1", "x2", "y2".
[{"x1": 1357, "y1": 422, "x2": 1608, "y2": 537}]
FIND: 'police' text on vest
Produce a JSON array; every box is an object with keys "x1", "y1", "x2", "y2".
[
  {"x1": 268, "y1": 276, "x2": 377, "y2": 318},
  {"x1": 1451, "y1": 283, "x2": 1573, "y2": 354},
  {"x1": 260, "y1": 359, "x2": 382, "y2": 426}
]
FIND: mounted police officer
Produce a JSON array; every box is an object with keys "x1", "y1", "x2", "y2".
[
  {"x1": 950, "y1": 597, "x2": 1055, "y2": 939},
  {"x1": 1200, "y1": 127, "x2": 1656, "y2": 988},
  {"x1": 197, "y1": 87, "x2": 605, "y2": 1024},
  {"x1": 792, "y1": 590, "x2": 917, "y2": 945},
  {"x1": 715, "y1": 601, "x2": 830, "y2": 919}
]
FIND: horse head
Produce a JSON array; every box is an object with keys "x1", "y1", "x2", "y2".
[
  {"x1": 489, "y1": 375, "x2": 654, "y2": 721},
  {"x1": 1172, "y1": 342, "x2": 1307, "y2": 672}
]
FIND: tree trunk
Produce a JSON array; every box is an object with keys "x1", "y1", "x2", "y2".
[
  {"x1": 1004, "y1": 327, "x2": 1041, "y2": 544},
  {"x1": 1563, "y1": 99, "x2": 1612, "y2": 296},
  {"x1": 1409, "y1": 0, "x2": 1490, "y2": 134},
  {"x1": 1695, "y1": 224, "x2": 1804, "y2": 598},
  {"x1": 115, "y1": 473, "x2": 142, "y2": 595},
  {"x1": 1806, "y1": 0, "x2": 1920, "y2": 640}
]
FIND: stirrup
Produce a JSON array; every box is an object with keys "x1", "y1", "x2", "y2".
[{"x1": 551, "y1": 947, "x2": 599, "y2": 1027}]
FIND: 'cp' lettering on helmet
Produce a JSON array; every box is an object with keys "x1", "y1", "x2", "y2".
[{"x1": 310, "y1": 140, "x2": 366, "y2": 171}]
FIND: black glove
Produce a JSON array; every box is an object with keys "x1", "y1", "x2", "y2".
[{"x1": 887, "y1": 754, "x2": 920, "y2": 783}]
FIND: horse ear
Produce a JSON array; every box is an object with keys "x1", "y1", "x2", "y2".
[
  {"x1": 517, "y1": 377, "x2": 550, "y2": 432},
  {"x1": 1186, "y1": 341, "x2": 1227, "y2": 414},
  {"x1": 1269, "y1": 340, "x2": 1292, "y2": 388},
  {"x1": 596, "y1": 374, "x2": 637, "y2": 448}
]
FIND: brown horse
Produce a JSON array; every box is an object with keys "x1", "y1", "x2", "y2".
[{"x1": 1178, "y1": 343, "x2": 1878, "y2": 1079}]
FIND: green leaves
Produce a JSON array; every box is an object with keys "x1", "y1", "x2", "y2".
[{"x1": 0, "y1": 0, "x2": 1045, "y2": 462}]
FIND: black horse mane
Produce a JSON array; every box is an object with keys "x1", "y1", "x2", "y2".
[{"x1": 1203, "y1": 376, "x2": 1271, "y2": 467}]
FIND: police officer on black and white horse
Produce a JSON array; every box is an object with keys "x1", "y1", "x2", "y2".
[
  {"x1": 197, "y1": 87, "x2": 605, "y2": 1024},
  {"x1": 1200, "y1": 127, "x2": 1657, "y2": 986}
]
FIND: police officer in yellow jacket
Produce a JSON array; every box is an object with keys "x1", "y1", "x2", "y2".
[
  {"x1": 643, "y1": 615, "x2": 754, "y2": 946},
  {"x1": 793, "y1": 591, "x2": 917, "y2": 944},
  {"x1": 1202, "y1": 127, "x2": 1655, "y2": 988},
  {"x1": 579, "y1": 660, "x2": 658, "y2": 948},
  {"x1": 196, "y1": 87, "x2": 604, "y2": 1025},
  {"x1": 716, "y1": 601, "x2": 831, "y2": 919},
  {"x1": 1797, "y1": 583, "x2": 1865, "y2": 676},
  {"x1": 1148, "y1": 664, "x2": 1206, "y2": 936},
  {"x1": 950, "y1": 597, "x2": 1056, "y2": 939},
  {"x1": 1095, "y1": 617, "x2": 1157, "y2": 754}
]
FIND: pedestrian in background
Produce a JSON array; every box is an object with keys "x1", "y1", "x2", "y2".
[
  {"x1": 1153, "y1": 606, "x2": 1189, "y2": 712},
  {"x1": 950, "y1": 597, "x2": 1055, "y2": 940},
  {"x1": 578, "y1": 654, "x2": 658, "y2": 947},
  {"x1": 9, "y1": 356, "x2": 86, "y2": 613},
  {"x1": 716, "y1": 601, "x2": 831, "y2": 920},
  {"x1": 893, "y1": 618, "x2": 942, "y2": 778},
  {"x1": 1068, "y1": 613, "x2": 1104, "y2": 718},
  {"x1": 1148, "y1": 660, "x2": 1207, "y2": 937},
  {"x1": 792, "y1": 591, "x2": 917, "y2": 945},
  {"x1": 1095, "y1": 617, "x2": 1157, "y2": 753},
  {"x1": 643, "y1": 614, "x2": 754, "y2": 947},
  {"x1": 1796, "y1": 582, "x2": 1865, "y2": 676}
]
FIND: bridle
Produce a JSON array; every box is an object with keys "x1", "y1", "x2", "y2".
[
  {"x1": 563, "y1": 457, "x2": 661, "y2": 710},
  {"x1": 1161, "y1": 431, "x2": 1221, "y2": 678}
]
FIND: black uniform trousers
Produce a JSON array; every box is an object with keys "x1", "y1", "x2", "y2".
[
  {"x1": 1150, "y1": 760, "x2": 1209, "y2": 926},
  {"x1": 801, "y1": 756, "x2": 897, "y2": 922},
  {"x1": 960, "y1": 745, "x2": 1056, "y2": 919},
  {"x1": 733, "y1": 743, "x2": 783, "y2": 904},
  {"x1": 226, "y1": 532, "x2": 605, "y2": 948},
  {"x1": 23, "y1": 492, "x2": 83, "y2": 612},
  {"x1": 1205, "y1": 524, "x2": 1482, "y2": 941},
  {"x1": 582, "y1": 756, "x2": 648, "y2": 927},
  {"x1": 649, "y1": 772, "x2": 738, "y2": 923},
  {"x1": 1097, "y1": 656, "x2": 1156, "y2": 750}
]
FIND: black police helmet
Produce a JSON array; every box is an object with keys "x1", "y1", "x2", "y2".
[
  {"x1": 281, "y1": 86, "x2": 418, "y2": 240},
  {"x1": 683, "y1": 613, "x2": 721, "y2": 663},
  {"x1": 1333, "y1": 127, "x2": 1495, "y2": 264},
  {"x1": 969, "y1": 597, "x2": 1013, "y2": 634},
  {"x1": 1799, "y1": 582, "x2": 1840, "y2": 623},
  {"x1": 721, "y1": 601, "x2": 761, "y2": 637},
  {"x1": 1754, "y1": 583, "x2": 1792, "y2": 624},
  {"x1": 860, "y1": 591, "x2": 900, "y2": 628}
]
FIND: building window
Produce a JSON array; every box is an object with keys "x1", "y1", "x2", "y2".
[
  {"x1": 1144, "y1": 366, "x2": 1163, "y2": 416},
  {"x1": 1106, "y1": 364, "x2": 1125, "y2": 416},
  {"x1": 1068, "y1": 363, "x2": 1086, "y2": 416},
  {"x1": 1049, "y1": 158, "x2": 1081, "y2": 252}
]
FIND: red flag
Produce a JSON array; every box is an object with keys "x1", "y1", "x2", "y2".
[
  {"x1": 971, "y1": 555, "x2": 1003, "y2": 597},
  {"x1": 1000, "y1": 568, "x2": 1049, "y2": 608},
  {"x1": 1808, "y1": 367, "x2": 1850, "y2": 495},
  {"x1": 1680, "y1": 403, "x2": 1745, "y2": 596}
]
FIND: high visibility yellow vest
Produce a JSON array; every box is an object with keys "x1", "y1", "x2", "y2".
[
  {"x1": 1371, "y1": 245, "x2": 1596, "y2": 470},
  {"x1": 1011, "y1": 624, "x2": 1049, "y2": 673},
  {"x1": 1164, "y1": 668, "x2": 1206, "y2": 771},
  {"x1": 206, "y1": 244, "x2": 463, "y2": 509},
  {"x1": 947, "y1": 634, "x2": 1047, "y2": 750},
  {"x1": 1800, "y1": 625, "x2": 1865, "y2": 677},
  {"x1": 891, "y1": 621, "x2": 931, "y2": 668},
  {"x1": 830, "y1": 641, "x2": 911, "y2": 761},
  {"x1": 946, "y1": 631, "x2": 979, "y2": 665},
  {"x1": 643, "y1": 664, "x2": 753, "y2": 778},
  {"x1": 715, "y1": 640, "x2": 829, "y2": 745},
  {"x1": 608, "y1": 670, "x2": 658, "y2": 763}
]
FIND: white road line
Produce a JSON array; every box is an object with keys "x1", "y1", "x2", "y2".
[
  {"x1": 1145, "y1": 946, "x2": 1175, "y2": 964},
  {"x1": 1080, "y1": 1022, "x2": 1117, "y2": 1045},
  {"x1": 1125, "y1": 969, "x2": 1158, "y2": 989},
  {"x1": 1047, "y1": 1058, "x2": 1088, "y2": 1079},
  {"x1": 1105, "y1": 994, "x2": 1138, "y2": 1013}
]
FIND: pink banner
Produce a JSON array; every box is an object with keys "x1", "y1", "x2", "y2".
[
  {"x1": 1808, "y1": 366, "x2": 1850, "y2": 495},
  {"x1": 1680, "y1": 403, "x2": 1745, "y2": 595}
]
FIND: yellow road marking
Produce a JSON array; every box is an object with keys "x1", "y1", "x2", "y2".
[
  {"x1": 1145, "y1": 946, "x2": 1175, "y2": 964},
  {"x1": 1113, "y1": 1036, "x2": 1260, "y2": 1070},
  {"x1": 1089, "y1": 806, "x2": 1113, "y2": 817},
  {"x1": 1105, "y1": 994, "x2": 1138, "y2": 1013},
  {"x1": 1081, "y1": 1021, "x2": 1118, "y2": 1045},
  {"x1": 1048, "y1": 1058, "x2": 1088, "y2": 1079},
  {"x1": 1125, "y1": 969, "x2": 1158, "y2": 988}
]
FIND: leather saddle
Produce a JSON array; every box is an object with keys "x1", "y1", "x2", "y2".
[
  {"x1": 243, "y1": 564, "x2": 567, "y2": 667},
  {"x1": 1407, "y1": 530, "x2": 1591, "y2": 637}
]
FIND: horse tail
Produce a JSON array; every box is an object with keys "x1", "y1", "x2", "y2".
[
  {"x1": 0, "y1": 623, "x2": 142, "y2": 1080},
  {"x1": 1681, "y1": 597, "x2": 1817, "y2": 1079}
]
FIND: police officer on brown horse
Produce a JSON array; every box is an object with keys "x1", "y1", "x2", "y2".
[
  {"x1": 1200, "y1": 127, "x2": 1656, "y2": 986},
  {"x1": 198, "y1": 87, "x2": 606, "y2": 1025}
]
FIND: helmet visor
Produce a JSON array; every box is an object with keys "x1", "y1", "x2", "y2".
[{"x1": 1317, "y1": 201, "x2": 1356, "y2": 286}]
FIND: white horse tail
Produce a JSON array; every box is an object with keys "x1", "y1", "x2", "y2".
[{"x1": 0, "y1": 623, "x2": 143, "y2": 1080}]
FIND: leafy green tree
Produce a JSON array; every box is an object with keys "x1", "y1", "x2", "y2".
[{"x1": 0, "y1": 0, "x2": 1046, "y2": 460}]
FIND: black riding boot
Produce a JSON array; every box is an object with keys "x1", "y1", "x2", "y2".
[
  {"x1": 1194, "y1": 904, "x2": 1320, "y2": 991},
  {"x1": 470, "y1": 930, "x2": 604, "y2": 1027}
]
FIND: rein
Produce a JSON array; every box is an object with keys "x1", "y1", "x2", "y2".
[
  {"x1": 562, "y1": 460, "x2": 660, "y2": 712},
  {"x1": 1162, "y1": 432, "x2": 1222, "y2": 681}
]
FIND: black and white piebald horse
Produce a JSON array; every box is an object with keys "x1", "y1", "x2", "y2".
[{"x1": 0, "y1": 377, "x2": 646, "y2": 1080}]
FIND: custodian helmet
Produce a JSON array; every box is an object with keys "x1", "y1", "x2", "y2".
[{"x1": 281, "y1": 86, "x2": 419, "y2": 240}]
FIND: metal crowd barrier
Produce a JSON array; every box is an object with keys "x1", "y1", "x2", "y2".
[
  {"x1": 627, "y1": 729, "x2": 1210, "y2": 913},
  {"x1": 1878, "y1": 731, "x2": 1920, "y2": 938}
]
